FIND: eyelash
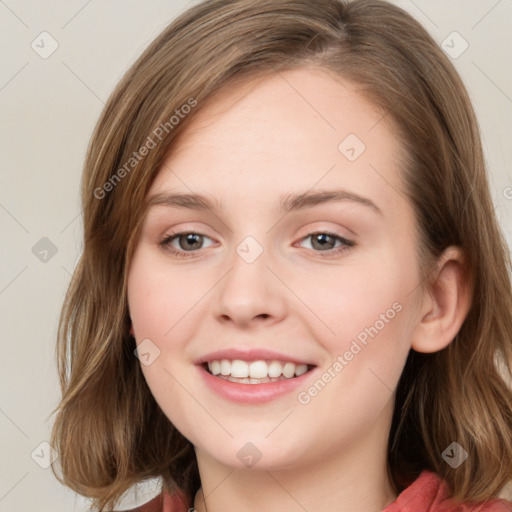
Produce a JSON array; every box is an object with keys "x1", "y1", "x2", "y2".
[{"x1": 158, "y1": 230, "x2": 355, "y2": 259}]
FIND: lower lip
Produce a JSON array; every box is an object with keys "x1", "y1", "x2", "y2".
[{"x1": 198, "y1": 365, "x2": 315, "y2": 403}]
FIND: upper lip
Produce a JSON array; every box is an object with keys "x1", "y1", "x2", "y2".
[{"x1": 195, "y1": 348, "x2": 316, "y2": 366}]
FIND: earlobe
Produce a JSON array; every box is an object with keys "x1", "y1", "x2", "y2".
[{"x1": 411, "y1": 246, "x2": 472, "y2": 354}]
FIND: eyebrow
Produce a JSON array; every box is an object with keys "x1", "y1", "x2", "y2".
[{"x1": 146, "y1": 189, "x2": 383, "y2": 216}]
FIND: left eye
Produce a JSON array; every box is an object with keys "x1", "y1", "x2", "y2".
[{"x1": 297, "y1": 232, "x2": 354, "y2": 254}]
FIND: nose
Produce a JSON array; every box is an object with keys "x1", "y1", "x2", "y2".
[{"x1": 213, "y1": 242, "x2": 287, "y2": 328}]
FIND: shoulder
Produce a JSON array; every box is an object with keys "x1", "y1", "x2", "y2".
[
  {"x1": 121, "y1": 489, "x2": 189, "y2": 512},
  {"x1": 383, "y1": 470, "x2": 512, "y2": 512}
]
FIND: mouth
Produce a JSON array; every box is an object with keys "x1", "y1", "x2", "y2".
[
  {"x1": 202, "y1": 359, "x2": 316, "y2": 385},
  {"x1": 196, "y1": 349, "x2": 318, "y2": 402}
]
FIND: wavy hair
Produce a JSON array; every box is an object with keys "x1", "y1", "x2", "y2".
[{"x1": 50, "y1": 0, "x2": 512, "y2": 510}]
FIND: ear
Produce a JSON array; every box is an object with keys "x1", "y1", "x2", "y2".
[{"x1": 411, "y1": 246, "x2": 472, "y2": 353}]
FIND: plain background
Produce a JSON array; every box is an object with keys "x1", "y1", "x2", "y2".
[{"x1": 1, "y1": 1, "x2": 511, "y2": 510}]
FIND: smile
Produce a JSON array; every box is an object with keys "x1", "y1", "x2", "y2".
[
  {"x1": 196, "y1": 349, "x2": 317, "y2": 402},
  {"x1": 206, "y1": 359, "x2": 312, "y2": 384}
]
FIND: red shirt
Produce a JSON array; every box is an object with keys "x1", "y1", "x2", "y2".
[{"x1": 125, "y1": 470, "x2": 512, "y2": 511}]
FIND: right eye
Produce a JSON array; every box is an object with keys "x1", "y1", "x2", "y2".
[{"x1": 159, "y1": 231, "x2": 216, "y2": 258}]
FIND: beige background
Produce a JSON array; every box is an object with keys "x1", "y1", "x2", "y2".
[{"x1": 1, "y1": 0, "x2": 511, "y2": 510}]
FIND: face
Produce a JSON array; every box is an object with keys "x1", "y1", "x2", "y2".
[{"x1": 127, "y1": 67, "x2": 425, "y2": 472}]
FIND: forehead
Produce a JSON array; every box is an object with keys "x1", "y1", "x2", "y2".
[
  {"x1": 168, "y1": 66, "x2": 397, "y2": 149},
  {"x1": 149, "y1": 66, "x2": 409, "y2": 221}
]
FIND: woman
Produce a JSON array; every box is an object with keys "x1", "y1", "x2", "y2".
[{"x1": 51, "y1": 1, "x2": 512, "y2": 510}]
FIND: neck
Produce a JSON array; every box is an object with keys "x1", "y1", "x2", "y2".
[{"x1": 192, "y1": 410, "x2": 397, "y2": 512}]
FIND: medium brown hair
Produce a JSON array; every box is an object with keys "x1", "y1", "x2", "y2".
[{"x1": 50, "y1": 0, "x2": 512, "y2": 510}]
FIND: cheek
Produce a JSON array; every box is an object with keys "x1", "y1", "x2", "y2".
[
  {"x1": 127, "y1": 248, "x2": 204, "y2": 342},
  {"x1": 298, "y1": 264, "x2": 413, "y2": 349},
  {"x1": 295, "y1": 239, "x2": 419, "y2": 396},
  {"x1": 293, "y1": 273, "x2": 416, "y2": 448},
  {"x1": 127, "y1": 251, "x2": 204, "y2": 432}
]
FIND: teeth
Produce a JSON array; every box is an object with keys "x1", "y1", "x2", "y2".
[
  {"x1": 210, "y1": 360, "x2": 221, "y2": 375},
  {"x1": 283, "y1": 362, "x2": 295, "y2": 378},
  {"x1": 249, "y1": 360, "x2": 267, "y2": 378},
  {"x1": 231, "y1": 360, "x2": 249, "y2": 378},
  {"x1": 295, "y1": 364, "x2": 308, "y2": 376},
  {"x1": 268, "y1": 361, "x2": 283, "y2": 378},
  {"x1": 206, "y1": 359, "x2": 310, "y2": 380},
  {"x1": 220, "y1": 359, "x2": 231, "y2": 376}
]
